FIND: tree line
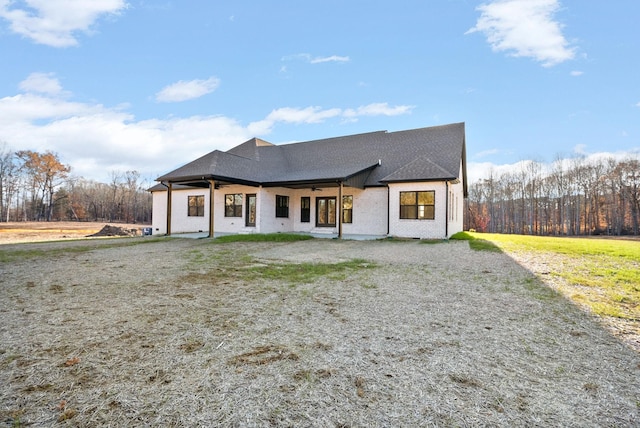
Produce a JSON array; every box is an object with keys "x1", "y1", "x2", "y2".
[
  {"x1": 466, "y1": 155, "x2": 640, "y2": 236},
  {"x1": 3, "y1": 142, "x2": 638, "y2": 235},
  {"x1": 0, "y1": 144, "x2": 152, "y2": 224}
]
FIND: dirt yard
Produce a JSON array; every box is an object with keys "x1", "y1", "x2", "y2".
[
  {"x1": 0, "y1": 222, "x2": 149, "y2": 244},
  {"x1": 1, "y1": 235, "x2": 639, "y2": 426}
]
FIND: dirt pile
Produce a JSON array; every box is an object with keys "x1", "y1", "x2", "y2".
[{"x1": 87, "y1": 224, "x2": 140, "y2": 237}]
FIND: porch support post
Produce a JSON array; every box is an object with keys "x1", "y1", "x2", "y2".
[
  {"x1": 208, "y1": 180, "x2": 215, "y2": 238},
  {"x1": 166, "y1": 182, "x2": 172, "y2": 236},
  {"x1": 338, "y1": 181, "x2": 343, "y2": 239}
]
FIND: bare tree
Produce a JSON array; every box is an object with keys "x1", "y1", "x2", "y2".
[
  {"x1": 0, "y1": 143, "x2": 20, "y2": 221},
  {"x1": 15, "y1": 150, "x2": 71, "y2": 221},
  {"x1": 616, "y1": 157, "x2": 640, "y2": 235},
  {"x1": 466, "y1": 154, "x2": 640, "y2": 236}
]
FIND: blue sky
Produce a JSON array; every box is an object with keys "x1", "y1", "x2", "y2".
[{"x1": 1, "y1": 0, "x2": 638, "y2": 184}]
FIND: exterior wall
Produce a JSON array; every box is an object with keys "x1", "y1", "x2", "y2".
[
  {"x1": 446, "y1": 161, "x2": 466, "y2": 236},
  {"x1": 260, "y1": 187, "x2": 295, "y2": 233},
  {"x1": 256, "y1": 187, "x2": 387, "y2": 235},
  {"x1": 387, "y1": 172, "x2": 466, "y2": 239},
  {"x1": 291, "y1": 189, "x2": 317, "y2": 233},
  {"x1": 151, "y1": 190, "x2": 168, "y2": 234},
  {"x1": 214, "y1": 184, "x2": 258, "y2": 233},
  {"x1": 151, "y1": 185, "x2": 389, "y2": 237},
  {"x1": 341, "y1": 187, "x2": 388, "y2": 236},
  {"x1": 151, "y1": 178, "x2": 463, "y2": 239},
  {"x1": 151, "y1": 188, "x2": 210, "y2": 235},
  {"x1": 388, "y1": 182, "x2": 448, "y2": 239}
]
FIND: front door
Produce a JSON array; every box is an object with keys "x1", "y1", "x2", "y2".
[
  {"x1": 316, "y1": 197, "x2": 336, "y2": 227},
  {"x1": 246, "y1": 194, "x2": 256, "y2": 227}
]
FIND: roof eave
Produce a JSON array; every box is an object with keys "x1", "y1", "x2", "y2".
[
  {"x1": 379, "y1": 176, "x2": 458, "y2": 184},
  {"x1": 158, "y1": 174, "x2": 261, "y2": 187},
  {"x1": 262, "y1": 178, "x2": 343, "y2": 188}
]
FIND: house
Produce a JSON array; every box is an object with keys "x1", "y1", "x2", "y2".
[{"x1": 150, "y1": 122, "x2": 467, "y2": 239}]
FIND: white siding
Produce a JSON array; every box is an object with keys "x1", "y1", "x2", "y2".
[
  {"x1": 341, "y1": 187, "x2": 388, "y2": 236},
  {"x1": 388, "y1": 182, "x2": 448, "y2": 239},
  {"x1": 215, "y1": 185, "x2": 257, "y2": 234},
  {"x1": 446, "y1": 161, "x2": 466, "y2": 236},
  {"x1": 151, "y1": 179, "x2": 460, "y2": 239},
  {"x1": 260, "y1": 187, "x2": 295, "y2": 233},
  {"x1": 152, "y1": 185, "x2": 389, "y2": 237},
  {"x1": 151, "y1": 188, "x2": 209, "y2": 235},
  {"x1": 151, "y1": 190, "x2": 167, "y2": 234}
]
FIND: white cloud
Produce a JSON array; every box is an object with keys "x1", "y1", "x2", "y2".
[
  {"x1": 570, "y1": 70, "x2": 583, "y2": 77},
  {"x1": 342, "y1": 103, "x2": 414, "y2": 119},
  {"x1": 0, "y1": 82, "x2": 251, "y2": 180},
  {"x1": 18, "y1": 72, "x2": 65, "y2": 95},
  {"x1": 466, "y1": 0, "x2": 575, "y2": 67},
  {"x1": 467, "y1": 161, "x2": 511, "y2": 184},
  {"x1": 155, "y1": 77, "x2": 221, "y2": 103},
  {"x1": 0, "y1": 93, "x2": 103, "y2": 125},
  {"x1": 282, "y1": 53, "x2": 350, "y2": 64},
  {"x1": 310, "y1": 55, "x2": 350, "y2": 64},
  {"x1": 573, "y1": 143, "x2": 587, "y2": 155},
  {"x1": 249, "y1": 103, "x2": 414, "y2": 133},
  {"x1": 0, "y1": 0, "x2": 128, "y2": 47},
  {"x1": 266, "y1": 106, "x2": 342, "y2": 124},
  {"x1": 475, "y1": 148, "x2": 500, "y2": 158},
  {"x1": 636, "y1": 102, "x2": 640, "y2": 108},
  {"x1": 247, "y1": 106, "x2": 343, "y2": 136},
  {"x1": 0, "y1": 79, "x2": 415, "y2": 182},
  {"x1": 468, "y1": 149, "x2": 640, "y2": 184}
]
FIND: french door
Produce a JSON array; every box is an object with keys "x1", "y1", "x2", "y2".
[{"x1": 316, "y1": 197, "x2": 336, "y2": 227}]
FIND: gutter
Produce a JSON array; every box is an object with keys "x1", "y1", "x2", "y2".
[
  {"x1": 445, "y1": 181, "x2": 449, "y2": 238},
  {"x1": 386, "y1": 185, "x2": 390, "y2": 236}
]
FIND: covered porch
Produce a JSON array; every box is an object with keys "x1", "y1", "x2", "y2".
[{"x1": 158, "y1": 160, "x2": 381, "y2": 240}]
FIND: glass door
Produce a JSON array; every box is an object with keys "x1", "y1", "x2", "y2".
[
  {"x1": 316, "y1": 197, "x2": 336, "y2": 227},
  {"x1": 246, "y1": 194, "x2": 256, "y2": 227}
]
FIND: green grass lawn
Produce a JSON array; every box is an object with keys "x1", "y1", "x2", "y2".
[
  {"x1": 211, "y1": 233, "x2": 315, "y2": 243},
  {"x1": 455, "y1": 232, "x2": 640, "y2": 321}
]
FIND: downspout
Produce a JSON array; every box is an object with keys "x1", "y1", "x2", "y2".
[
  {"x1": 166, "y1": 182, "x2": 172, "y2": 236},
  {"x1": 208, "y1": 179, "x2": 215, "y2": 238},
  {"x1": 386, "y1": 185, "x2": 390, "y2": 236},
  {"x1": 445, "y1": 181, "x2": 449, "y2": 239},
  {"x1": 338, "y1": 181, "x2": 343, "y2": 239}
]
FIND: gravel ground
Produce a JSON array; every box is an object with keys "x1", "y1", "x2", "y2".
[{"x1": 1, "y1": 237, "x2": 639, "y2": 427}]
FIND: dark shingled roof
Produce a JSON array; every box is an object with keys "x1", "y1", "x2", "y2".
[{"x1": 156, "y1": 122, "x2": 466, "y2": 192}]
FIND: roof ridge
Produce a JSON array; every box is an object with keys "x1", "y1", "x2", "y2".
[
  {"x1": 380, "y1": 154, "x2": 456, "y2": 183},
  {"x1": 279, "y1": 130, "x2": 387, "y2": 147}
]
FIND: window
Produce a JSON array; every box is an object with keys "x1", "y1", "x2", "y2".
[
  {"x1": 342, "y1": 195, "x2": 353, "y2": 223},
  {"x1": 455, "y1": 195, "x2": 458, "y2": 221},
  {"x1": 301, "y1": 197, "x2": 310, "y2": 223},
  {"x1": 449, "y1": 191, "x2": 454, "y2": 221},
  {"x1": 276, "y1": 195, "x2": 289, "y2": 218},
  {"x1": 188, "y1": 195, "x2": 205, "y2": 217},
  {"x1": 225, "y1": 193, "x2": 243, "y2": 217},
  {"x1": 316, "y1": 197, "x2": 336, "y2": 227},
  {"x1": 246, "y1": 194, "x2": 256, "y2": 227},
  {"x1": 400, "y1": 190, "x2": 435, "y2": 220}
]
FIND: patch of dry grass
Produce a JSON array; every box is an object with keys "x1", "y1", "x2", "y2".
[{"x1": 1, "y1": 237, "x2": 639, "y2": 426}]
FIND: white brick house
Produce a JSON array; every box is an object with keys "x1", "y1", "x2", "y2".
[{"x1": 150, "y1": 123, "x2": 467, "y2": 239}]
